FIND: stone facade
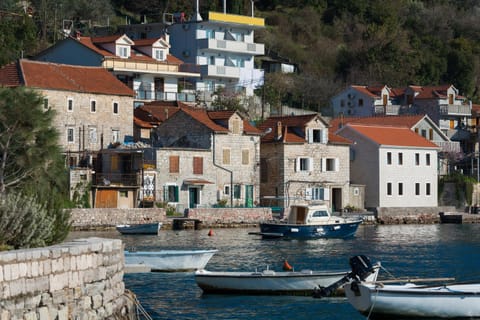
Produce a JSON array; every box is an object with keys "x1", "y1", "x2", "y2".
[
  {"x1": 186, "y1": 207, "x2": 272, "y2": 226},
  {"x1": 0, "y1": 238, "x2": 136, "y2": 320},
  {"x1": 70, "y1": 208, "x2": 166, "y2": 229},
  {"x1": 41, "y1": 88, "x2": 134, "y2": 158}
]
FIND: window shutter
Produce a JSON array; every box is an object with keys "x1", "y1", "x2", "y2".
[
  {"x1": 322, "y1": 129, "x2": 328, "y2": 143},
  {"x1": 169, "y1": 156, "x2": 179, "y2": 173},
  {"x1": 322, "y1": 187, "x2": 330, "y2": 201},
  {"x1": 174, "y1": 186, "x2": 179, "y2": 202},
  {"x1": 305, "y1": 188, "x2": 312, "y2": 200},
  {"x1": 163, "y1": 185, "x2": 168, "y2": 202},
  {"x1": 308, "y1": 157, "x2": 313, "y2": 171},
  {"x1": 295, "y1": 158, "x2": 300, "y2": 172},
  {"x1": 335, "y1": 158, "x2": 339, "y2": 172},
  {"x1": 321, "y1": 158, "x2": 326, "y2": 172},
  {"x1": 307, "y1": 129, "x2": 313, "y2": 143},
  {"x1": 193, "y1": 157, "x2": 203, "y2": 174}
]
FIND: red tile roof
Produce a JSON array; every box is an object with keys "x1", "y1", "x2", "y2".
[
  {"x1": 329, "y1": 115, "x2": 425, "y2": 132},
  {"x1": 414, "y1": 84, "x2": 455, "y2": 99},
  {"x1": 181, "y1": 108, "x2": 229, "y2": 133},
  {"x1": 78, "y1": 37, "x2": 115, "y2": 57},
  {"x1": 0, "y1": 62, "x2": 21, "y2": 87},
  {"x1": 0, "y1": 59, "x2": 134, "y2": 96},
  {"x1": 345, "y1": 124, "x2": 438, "y2": 148}
]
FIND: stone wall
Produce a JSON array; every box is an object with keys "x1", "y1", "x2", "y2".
[
  {"x1": 186, "y1": 207, "x2": 272, "y2": 226},
  {"x1": 376, "y1": 206, "x2": 456, "y2": 224},
  {"x1": 70, "y1": 208, "x2": 166, "y2": 230},
  {"x1": 0, "y1": 238, "x2": 136, "y2": 320}
]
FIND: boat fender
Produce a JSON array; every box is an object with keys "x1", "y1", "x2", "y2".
[{"x1": 283, "y1": 260, "x2": 293, "y2": 271}]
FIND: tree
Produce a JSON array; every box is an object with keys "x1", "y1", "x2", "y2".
[{"x1": 0, "y1": 87, "x2": 71, "y2": 249}]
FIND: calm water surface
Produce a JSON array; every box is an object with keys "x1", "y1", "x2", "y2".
[{"x1": 69, "y1": 224, "x2": 480, "y2": 320}]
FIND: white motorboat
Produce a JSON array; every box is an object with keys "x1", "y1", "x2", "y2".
[
  {"x1": 344, "y1": 280, "x2": 480, "y2": 318},
  {"x1": 195, "y1": 268, "x2": 349, "y2": 296},
  {"x1": 124, "y1": 249, "x2": 218, "y2": 272},
  {"x1": 116, "y1": 222, "x2": 162, "y2": 235}
]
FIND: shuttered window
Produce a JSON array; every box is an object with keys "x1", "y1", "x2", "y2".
[
  {"x1": 169, "y1": 155, "x2": 179, "y2": 173},
  {"x1": 242, "y1": 149, "x2": 249, "y2": 165},
  {"x1": 193, "y1": 156, "x2": 203, "y2": 174},
  {"x1": 223, "y1": 149, "x2": 231, "y2": 165}
]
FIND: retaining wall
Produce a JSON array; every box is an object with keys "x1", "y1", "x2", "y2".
[
  {"x1": 376, "y1": 206, "x2": 457, "y2": 224},
  {"x1": 0, "y1": 237, "x2": 136, "y2": 320},
  {"x1": 70, "y1": 208, "x2": 166, "y2": 230},
  {"x1": 186, "y1": 207, "x2": 272, "y2": 226}
]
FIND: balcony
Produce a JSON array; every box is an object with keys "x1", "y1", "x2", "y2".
[
  {"x1": 439, "y1": 104, "x2": 471, "y2": 116},
  {"x1": 436, "y1": 141, "x2": 461, "y2": 153},
  {"x1": 135, "y1": 90, "x2": 196, "y2": 102},
  {"x1": 200, "y1": 64, "x2": 240, "y2": 79},
  {"x1": 94, "y1": 173, "x2": 142, "y2": 187},
  {"x1": 197, "y1": 38, "x2": 264, "y2": 55},
  {"x1": 103, "y1": 58, "x2": 180, "y2": 74}
]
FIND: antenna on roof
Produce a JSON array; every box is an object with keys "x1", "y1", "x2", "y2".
[{"x1": 195, "y1": 0, "x2": 202, "y2": 21}]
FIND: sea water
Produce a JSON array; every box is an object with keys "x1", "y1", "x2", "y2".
[{"x1": 70, "y1": 224, "x2": 480, "y2": 319}]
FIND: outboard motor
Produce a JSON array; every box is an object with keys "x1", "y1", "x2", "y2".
[{"x1": 313, "y1": 255, "x2": 375, "y2": 298}]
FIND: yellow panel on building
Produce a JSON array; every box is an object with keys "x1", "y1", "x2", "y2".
[{"x1": 208, "y1": 12, "x2": 265, "y2": 27}]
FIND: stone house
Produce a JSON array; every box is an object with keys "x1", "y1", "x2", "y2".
[
  {"x1": 258, "y1": 114, "x2": 354, "y2": 212},
  {"x1": 336, "y1": 124, "x2": 439, "y2": 210},
  {"x1": 0, "y1": 59, "x2": 134, "y2": 167},
  {"x1": 147, "y1": 106, "x2": 261, "y2": 210}
]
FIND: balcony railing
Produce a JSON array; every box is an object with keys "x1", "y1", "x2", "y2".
[
  {"x1": 197, "y1": 38, "x2": 264, "y2": 55},
  {"x1": 94, "y1": 173, "x2": 142, "y2": 187},
  {"x1": 439, "y1": 104, "x2": 471, "y2": 116},
  {"x1": 200, "y1": 64, "x2": 240, "y2": 79},
  {"x1": 103, "y1": 58, "x2": 180, "y2": 73},
  {"x1": 436, "y1": 141, "x2": 461, "y2": 153},
  {"x1": 135, "y1": 90, "x2": 196, "y2": 102}
]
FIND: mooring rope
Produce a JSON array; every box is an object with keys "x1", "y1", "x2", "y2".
[{"x1": 125, "y1": 289, "x2": 153, "y2": 320}]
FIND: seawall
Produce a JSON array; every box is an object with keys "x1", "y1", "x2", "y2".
[{"x1": 0, "y1": 237, "x2": 136, "y2": 320}]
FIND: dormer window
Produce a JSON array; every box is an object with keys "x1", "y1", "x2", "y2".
[
  {"x1": 154, "y1": 49, "x2": 165, "y2": 61},
  {"x1": 117, "y1": 45, "x2": 129, "y2": 58}
]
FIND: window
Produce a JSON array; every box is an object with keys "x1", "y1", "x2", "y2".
[
  {"x1": 387, "y1": 152, "x2": 392, "y2": 165},
  {"x1": 89, "y1": 127, "x2": 97, "y2": 144},
  {"x1": 359, "y1": 99, "x2": 364, "y2": 106},
  {"x1": 169, "y1": 156, "x2": 179, "y2": 173},
  {"x1": 113, "y1": 102, "x2": 119, "y2": 114},
  {"x1": 426, "y1": 183, "x2": 431, "y2": 196},
  {"x1": 421, "y1": 129, "x2": 427, "y2": 138},
  {"x1": 119, "y1": 190, "x2": 128, "y2": 198},
  {"x1": 415, "y1": 183, "x2": 420, "y2": 195},
  {"x1": 209, "y1": 56, "x2": 215, "y2": 65},
  {"x1": 340, "y1": 100, "x2": 345, "y2": 107},
  {"x1": 223, "y1": 148, "x2": 231, "y2": 165},
  {"x1": 387, "y1": 183, "x2": 392, "y2": 196},
  {"x1": 296, "y1": 157, "x2": 312, "y2": 172},
  {"x1": 154, "y1": 49, "x2": 164, "y2": 60},
  {"x1": 308, "y1": 129, "x2": 327, "y2": 143},
  {"x1": 398, "y1": 183, "x2": 403, "y2": 196},
  {"x1": 67, "y1": 98, "x2": 73, "y2": 112},
  {"x1": 118, "y1": 46, "x2": 128, "y2": 58},
  {"x1": 112, "y1": 129, "x2": 119, "y2": 143},
  {"x1": 309, "y1": 187, "x2": 329, "y2": 200},
  {"x1": 193, "y1": 156, "x2": 203, "y2": 174},
  {"x1": 224, "y1": 185, "x2": 230, "y2": 195},
  {"x1": 398, "y1": 153, "x2": 403, "y2": 165},
  {"x1": 323, "y1": 158, "x2": 338, "y2": 172},
  {"x1": 164, "y1": 185, "x2": 179, "y2": 202},
  {"x1": 90, "y1": 100, "x2": 96, "y2": 113},
  {"x1": 111, "y1": 155, "x2": 118, "y2": 170},
  {"x1": 233, "y1": 184, "x2": 241, "y2": 199},
  {"x1": 426, "y1": 153, "x2": 431, "y2": 166},
  {"x1": 312, "y1": 210, "x2": 328, "y2": 217},
  {"x1": 43, "y1": 98, "x2": 49, "y2": 110},
  {"x1": 415, "y1": 153, "x2": 420, "y2": 166},
  {"x1": 241, "y1": 149, "x2": 249, "y2": 165},
  {"x1": 67, "y1": 127, "x2": 74, "y2": 143}
]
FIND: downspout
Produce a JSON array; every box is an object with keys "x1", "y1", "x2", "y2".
[{"x1": 212, "y1": 132, "x2": 233, "y2": 208}]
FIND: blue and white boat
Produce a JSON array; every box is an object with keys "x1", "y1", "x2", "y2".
[{"x1": 257, "y1": 204, "x2": 362, "y2": 239}]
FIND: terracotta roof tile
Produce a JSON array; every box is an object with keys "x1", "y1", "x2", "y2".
[
  {"x1": 345, "y1": 124, "x2": 438, "y2": 148},
  {"x1": 414, "y1": 84, "x2": 454, "y2": 99},
  {"x1": 328, "y1": 133, "x2": 351, "y2": 145},
  {"x1": 180, "y1": 108, "x2": 229, "y2": 133},
  {"x1": 78, "y1": 37, "x2": 115, "y2": 57},
  {"x1": 329, "y1": 115, "x2": 424, "y2": 131},
  {"x1": 0, "y1": 62, "x2": 21, "y2": 87},
  {"x1": 9, "y1": 60, "x2": 134, "y2": 96}
]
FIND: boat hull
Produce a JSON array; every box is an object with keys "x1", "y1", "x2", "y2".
[
  {"x1": 124, "y1": 249, "x2": 218, "y2": 272},
  {"x1": 345, "y1": 282, "x2": 480, "y2": 318},
  {"x1": 259, "y1": 220, "x2": 362, "y2": 239},
  {"x1": 195, "y1": 269, "x2": 348, "y2": 295},
  {"x1": 116, "y1": 222, "x2": 162, "y2": 235}
]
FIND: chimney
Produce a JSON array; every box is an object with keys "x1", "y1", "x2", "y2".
[{"x1": 276, "y1": 121, "x2": 282, "y2": 140}]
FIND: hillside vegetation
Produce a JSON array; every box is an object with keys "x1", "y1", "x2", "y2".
[{"x1": 2, "y1": 0, "x2": 480, "y2": 112}]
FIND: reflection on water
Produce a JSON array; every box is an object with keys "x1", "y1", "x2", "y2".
[{"x1": 68, "y1": 224, "x2": 480, "y2": 319}]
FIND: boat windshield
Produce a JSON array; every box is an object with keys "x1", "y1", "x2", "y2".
[{"x1": 312, "y1": 210, "x2": 329, "y2": 217}]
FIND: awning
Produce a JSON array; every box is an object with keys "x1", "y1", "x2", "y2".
[{"x1": 183, "y1": 179, "x2": 214, "y2": 185}]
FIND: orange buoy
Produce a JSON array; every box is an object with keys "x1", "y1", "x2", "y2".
[
  {"x1": 208, "y1": 229, "x2": 214, "y2": 236},
  {"x1": 283, "y1": 260, "x2": 293, "y2": 271}
]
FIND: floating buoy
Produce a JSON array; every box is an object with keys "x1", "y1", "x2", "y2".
[
  {"x1": 208, "y1": 229, "x2": 214, "y2": 236},
  {"x1": 283, "y1": 260, "x2": 293, "y2": 271}
]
